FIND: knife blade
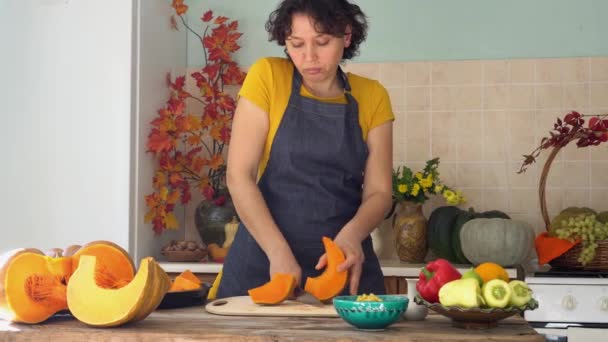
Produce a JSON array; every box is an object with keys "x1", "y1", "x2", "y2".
[{"x1": 293, "y1": 287, "x2": 324, "y2": 305}]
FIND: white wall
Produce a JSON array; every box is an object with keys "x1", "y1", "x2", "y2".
[{"x1": 0, "y1": 0, "x2": 133, "y2": 254}]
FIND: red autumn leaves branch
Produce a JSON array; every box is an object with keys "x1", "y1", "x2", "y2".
[{"x1": 145, "y1": 2, "x2": 246, "y2": 235}]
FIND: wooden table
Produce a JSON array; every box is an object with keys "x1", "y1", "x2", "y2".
[{"x1": 0, "y1": 308, "x2": 544, "y2": 342}]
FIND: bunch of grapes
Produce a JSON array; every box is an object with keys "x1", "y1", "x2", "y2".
[{"x1": 554, "y1": 214, "x2": 608, "y2": 265}]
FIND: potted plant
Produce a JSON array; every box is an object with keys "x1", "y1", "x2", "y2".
[
  {"x1": 390, "y1": 158, "x2": 465, "y2": 262},
  {"x1": 144, "y1": 1, "x2": 246, "y2": 249}
]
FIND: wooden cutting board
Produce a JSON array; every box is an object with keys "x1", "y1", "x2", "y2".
[{"x1": 205, "y1": 296, "x2": 339, "y2": 317}]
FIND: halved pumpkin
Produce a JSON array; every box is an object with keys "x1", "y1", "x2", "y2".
[
  {"x1": 248, "y1": 273, "x2": 296, "y2": 305},
  {"x1": 67, "y1": 255, "x2": 170, "y2": 327},
  {"x1": 304, "y1": 237, "x2": 347, "y2": 301},
  {"x1": 71, "y1": 240, "x2": 136, "y2": 289},
  {"x1": 0, "y1": 248, "x2": 73, "y2": 323}
]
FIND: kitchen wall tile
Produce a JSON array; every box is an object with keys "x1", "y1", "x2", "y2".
[
  {"x1": 431, "y1": 137, "x2": 458, "y2": 162},
  {"x1": 484, "y1": 111, "x2": 508, "y2": 161},
  {"x1": 562, "y1": 84, "x2": 589, "y2": 110},
  {"x1": 590, "y1": 189, "x2": 608, "y2": 212},
  {"x1": 509, "y1": 85, "x2": 535, "y2": 109},
  {"x1": 510, "y1": 59, "x2": 535, "y2": 83},
  {"x1": 484, "y1": 85, "x2": 509, "y2": 110},
  {"x1": 590, "y1": 83, "x2": 608, "y2": 108},
  {"x1": 590, "y1": 162, "x2": 608, "y2": 187},
  {"x1": 544, "y1": 188, "x2": 565, "y2": 216},
  {"x1": 432, "y1": 86, "x2": 482, "y2": 111},
  {"x1": 379, "y1": 62, "x2": 406, "y2": 87},
  {"x1": 343, "y1": 63, "x2": 379, "y2": 80},
  {"x1": 562, "y1": 162, "x2": 589, "y2": 187},
  {"x1": 510, "y1": 188, "x2": 539, "y2": 213},
  {"x1": 509, "y1": 161, "x2": 537, "y2": 187},
  {"x1": 462, "y1": 189, "x2": 483, "y2": 211},
  {"x1": 482, "y1": 188, "x2": 510, "y2": 212},
  {"x1": 406, "y1": 137, "x2": 431, "y2": 162},
  {"x1": 590, "y1": 57, "x2": 608, "y2": 82},
  {"x1": 560, "y1": 58, "x2": 589, "y2": 83},
  {"x1": 483, "y1": 163, "x2": 509, "y2": 187},
  {"x1": 405, "y1": 111, "x2": 430, "y2": 139},
  {"x1": 432, "y1": 61, "x2": 482, "y2": 85},
  {"x1": 406, "y1": 62, "x2": 431, "y2": 86},
  {"x1": 406, "y1": 86, "x2": 431, "y2": 111},
  {"x1": 563, "y1": 188, "x2": 590, "y2": 208},
  {"x1": 431, "y1": 111, "x2": 458, "y2": 139},
  {"x1": 535, "y1": 84, "x2": 563, "y2": 109},
  {"x1": 545, "y1": 161, "x2": 564, "y2": 187},
  {"x1": 386, "y1": 87, "x2": 405, "y2": 112},
  {"x1": 590, "y1": 143, "x2": 608, "y2": 161},
  {"x1": 483, "y1": 60, "x2": 509, "y2": 84},
  {"x1": 562, "y1": 143, "x2": 590, "y2": 161},
  {"x1": 536, "y1": 58, "x2": 564, "y2": 83}
]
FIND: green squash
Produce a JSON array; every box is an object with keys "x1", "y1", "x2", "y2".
[
  {"x1": 450, "y1": 208, "x2": 510, "y2": 264},
  {"x1": 427, "y1": 206, "x2": 462, "y2": 262},
  {"x1": 460, "y1": 218, "x2": 535, "y2": 266}
]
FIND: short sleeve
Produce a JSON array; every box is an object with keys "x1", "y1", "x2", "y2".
[
  {"x1": 237, "y1": 58, "x2": 273, "y2": 113},
  {"x1": 368, "y1": 81, "x2": 395, "y2": 130}
]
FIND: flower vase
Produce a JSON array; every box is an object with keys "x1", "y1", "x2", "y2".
[
  {"x1": 403, "y1": 278, "x2": 428, "y2": 321},
  {"x1": 194, "y1": 196, "x2": 237, "y2": 248},
  {"x1": 392, "y1": 201, "x2": 428, "y2": 262}
]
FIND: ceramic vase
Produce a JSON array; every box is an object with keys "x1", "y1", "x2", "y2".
[
  {"x1": 403, "y1": 278, "x2": 428, "y2": 321},
  {"x1": 392, "y1": 201, "x2": 428, "y2": 262}
]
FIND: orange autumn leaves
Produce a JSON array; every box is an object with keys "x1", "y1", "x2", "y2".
[{"x1": 146, "y1": 4, "x2": 246, "y2": 235}]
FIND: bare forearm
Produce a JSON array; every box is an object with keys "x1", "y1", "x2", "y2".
[
  {"x1": 227, "y1": 176, "x2": 291, "y2": 259},
  {"x1": 339, "y1": 191, "x2": 393, "y2": 243}
]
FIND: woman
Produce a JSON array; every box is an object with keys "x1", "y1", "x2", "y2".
[{"x1": 216, "y1": 0, "x2": 394, "y2": 298}]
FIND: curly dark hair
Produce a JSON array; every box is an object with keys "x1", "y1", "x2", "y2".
[{"x1": 266, "y1": 0, "x2": 368, "y2": 60}]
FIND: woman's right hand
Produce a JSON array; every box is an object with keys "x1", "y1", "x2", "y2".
[{"x1": 268, "y1": 249, "x2": 302, "y2": 287}]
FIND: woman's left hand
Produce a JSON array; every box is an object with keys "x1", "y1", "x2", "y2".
[{"x1": 315, "y1": 232, "x2": 364, "y2": 295}]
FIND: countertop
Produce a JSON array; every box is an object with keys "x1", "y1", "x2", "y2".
[
  {"x1": 159, "y1": 260, "x2": 521, "y2": 278},
  {"x1": 0, "y1": 307, "x2": 543, "y2": 341}
]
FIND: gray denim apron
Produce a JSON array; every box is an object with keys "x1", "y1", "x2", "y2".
[{"x1": 216, "y1": 66, "x2": 385, "y2": 298}]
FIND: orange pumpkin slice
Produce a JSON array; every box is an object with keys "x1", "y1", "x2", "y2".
[
  {"x1": 0, "y1": 249, "x2": 73, "y2": 323},
  {"x1": 248, "y1": 273, "x2": 296, "y2": 305},
  {"x1": 169, "y1": 270, "x2": 201, "y2": 292},
  {"x1": 304, "y1": 236, "x2": 347, "y2": 301}
]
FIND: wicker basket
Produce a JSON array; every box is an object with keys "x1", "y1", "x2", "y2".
[
  {"x1": 539, "y1": 144, "x2": 608, "y2": 271},
  {"x1": 161, "y1": 249, "x2": 207, "y2": 262}
]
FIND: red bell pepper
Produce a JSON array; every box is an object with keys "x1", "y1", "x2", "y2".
[{"x1": 416, "y1": 259, "x2": 461, "y2": 303}]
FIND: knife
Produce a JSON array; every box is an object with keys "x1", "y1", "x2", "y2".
[{"x1": 293, "y1": 287, "x2": 325, "y2": 305}]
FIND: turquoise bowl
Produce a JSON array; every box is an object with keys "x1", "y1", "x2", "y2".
[{"x1": 333, "y1": 295, "x2": 408, "y2": 331}]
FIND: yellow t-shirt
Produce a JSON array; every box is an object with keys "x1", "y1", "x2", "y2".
[{"x1": 238, "y1": 57, "x2": 394, "y2": 178}]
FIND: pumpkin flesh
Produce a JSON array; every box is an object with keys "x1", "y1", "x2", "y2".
[
  {"x1": 71, "y1": 240, "x2": 135, "y2": 289},
  {"x1": 67, "y1": 255, "x2": 170, "y2": 327},
  {"x1": 304, "y1": 237, "x2": 347, "y2": 301},
  {"x1": 0, "y1": 249, "x2": 72, "y2": 323},
  {"x1": 248, "y1": 273, "x2": 296, "y2": 305}
]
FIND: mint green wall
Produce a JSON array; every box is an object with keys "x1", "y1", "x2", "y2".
[{"x1": 185, "y1": 0, "x2": 607, "y2": 66}]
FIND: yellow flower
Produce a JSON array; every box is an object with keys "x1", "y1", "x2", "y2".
[
  {"x1": 415, "y1": 172, "x2": 423, "y2": 180},
  {"x1": 420, "y1": 176, "x2": 433, "y2": 189},
  {"x1": 411, "y1": 183, "x2": 421, "y2": 196},
  {"x1": 434, "y1": 184, "x2": 444, "y2": 193},
  {"x1": 398, "y1": 184, "x2": 408, "y2": 193},
  {"x1": 443, "y1": 189, "x2": 456, "y2": 203}
]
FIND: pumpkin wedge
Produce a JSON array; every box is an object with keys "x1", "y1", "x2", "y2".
[
  {"x1": 248, "y1": 273, "x2": 296, "y2": 305},
  {"x1": 67, "y1": 255, "x2": 170, "y2": 327},
  {"x1": 0, "y1": 249, "x2": 73, "y2": 323},
  {"x1": 304, "y1": 237, "x2": 347, "y2": 301},
  {"x1": 71, "y1": 240, "x2": 135, "y2": 289}
]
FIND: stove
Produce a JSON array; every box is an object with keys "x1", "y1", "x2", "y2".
[{"x1": 525, "y1": 269, "x2": 608, "y2": 341}]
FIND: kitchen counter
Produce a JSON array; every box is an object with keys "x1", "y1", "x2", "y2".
[
  {"x1": 0, "y1": 307, "x2": 543, "y2": 342},
  {"x1": 159, "y1": 260, "x2": 521, "y2": 278}
]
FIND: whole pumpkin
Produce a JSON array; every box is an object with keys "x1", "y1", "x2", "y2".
[
  {"x1": 460, "y1": 218, "x2": 534, "y2": 266},
  {"x1": 427, "y1": 207, "x2": 509, "y2": 263}
]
